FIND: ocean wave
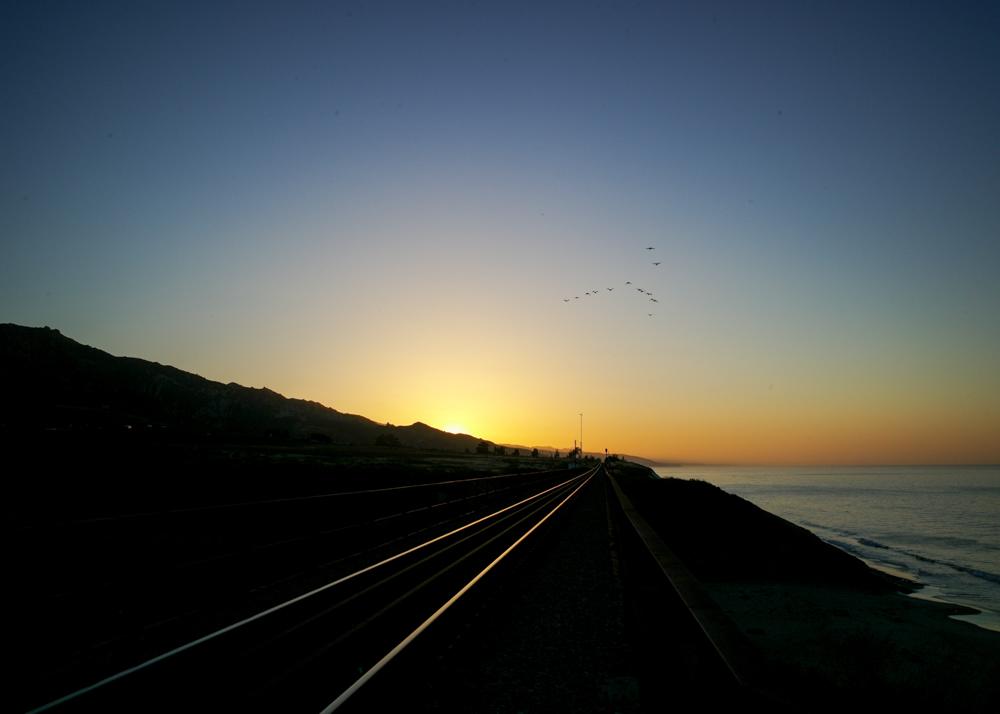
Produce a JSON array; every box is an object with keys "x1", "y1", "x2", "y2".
[
  {"x1": 824, "y1": 535, "x2": 1000, "y2": 586},
  {"x1": 908, "y1": 555, "x2": 1000, "y2": 585},
  {"x1": 858, "y1": 537, "x2": 890, "y2": 550},
  {"x1": 801, "y1": 520, "x2": 997, "y2": 556},
  {"x1": 905, "y1": 534, "x2": 1000, "y2": 551},
  {"x1": 953, "y1": 565, "x2": 1000, "y2": 584},
  {"x1": 825, "y1": 538, "x2": 912, "y2": 573},
  {"x1": 800, "y1": 520, "x2": 858, "y2": 539},
  {"x1": 799, "y1": 515, "x2": 1000, "y2": 585},
  {"x1": 865, "y1": 544, "x2": 1000, "y2": 584}
]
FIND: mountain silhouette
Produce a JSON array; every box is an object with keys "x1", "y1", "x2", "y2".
[{"x1": 0, "y1": 324, "x2": 489, "y2": 452}]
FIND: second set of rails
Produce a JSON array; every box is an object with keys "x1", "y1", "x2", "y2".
[{"x1": 16, "y1": 463, "x2": 599, "y2": 712}]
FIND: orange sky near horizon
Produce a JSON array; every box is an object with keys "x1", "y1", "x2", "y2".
[{"x1": 105, "y1": 287, "x2": 998, "y2": 467}]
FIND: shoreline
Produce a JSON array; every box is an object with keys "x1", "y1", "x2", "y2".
[
  {"x1": 907, "y1": 588, "x2": 1000, "y2": 633},
  {"x1": 652, "y1": 463, "x2": 1000, "y2": 635},
  {"x1": 613, "y1": 461, "x2": 1000, "y2": 711},
  {"x1": 793, "y1": 515, "x2": 1000, "y2": 634},
  {"x1": 827, "y1": 544, "x2": 1000, "y2": 633}
]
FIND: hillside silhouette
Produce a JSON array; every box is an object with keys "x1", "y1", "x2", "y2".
[{"x1": 0, "y1": 324, "x2": 488, "y2": 452}]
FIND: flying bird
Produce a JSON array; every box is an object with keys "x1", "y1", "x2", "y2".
[
  {"x1": 653, "y1": 262, "x2": 661, "y2": 266},
  {"x1": 625, "y1": 281, "x2": 632, "y2": 285},
  {"x1": 607, "y1": 287, "x2": 614, "y2": 291},
  {"x1": 646, "y1": 246, "x2": 655, "y2": 250}
]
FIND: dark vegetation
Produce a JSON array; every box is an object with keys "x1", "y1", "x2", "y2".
[
  {"x1": 4, "y1": 432, "x2": 556, "y2": 526},
  {"x1": 609, "y1": 460, "x2": 909, "y2": 591},
  {"x1": 0, "y1": 324, "x2": 489, "y2": 452},
  {"x1": 9, "y1": 444, "x2": 577, "y2": 712},
  {"x1": 1, "y1": 322, "x2": 560, "y2": 542},
  {"x1": 0, "y1": 322, "x2": 581, "y2": 526}
]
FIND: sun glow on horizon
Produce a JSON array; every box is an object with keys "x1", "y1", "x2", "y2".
[{"x1": 441, "y1": 423, "x2": 468, "y2": 435}]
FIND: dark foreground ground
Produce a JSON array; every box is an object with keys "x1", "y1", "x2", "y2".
[
  {"x1": 9, "y1": 434, "x2": 571, "y2": 712},
  {"x1": 9, "y1": 436, "x2": 1000, "y2": 712}
]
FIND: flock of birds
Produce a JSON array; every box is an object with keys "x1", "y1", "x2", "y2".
[{"x1": 562, "y1": 246, "x2": 662, "y2": 317}]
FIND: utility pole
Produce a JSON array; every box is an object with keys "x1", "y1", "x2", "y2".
[{"x1": 579, "y1": 413, "x2": 583, "y2": 459}]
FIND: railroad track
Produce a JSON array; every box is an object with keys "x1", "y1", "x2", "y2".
[{"x1": 18, "y1": 464, "x2": 598, "y2": 712}]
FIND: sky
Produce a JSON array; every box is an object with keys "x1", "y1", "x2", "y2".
[{"x1": 2, "y1": 1, "x2": 999, "y2": 464}]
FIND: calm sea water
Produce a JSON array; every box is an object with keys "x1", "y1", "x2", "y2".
[{"x1": 651, "y1": 464, "x2": 1000, "y2": 632}]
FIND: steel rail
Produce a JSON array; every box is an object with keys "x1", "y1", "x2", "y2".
[
  {"x1": 23, "y1": 465, "x2": 573, "y2": 529},
  {"x1": 36, "y1": 467, "x2": 570, "y2": 607},
  {"x1": 254, "y1": 480, "x2": 579, "y2": 690},
  {"x1": 319, "y1": 467, "x2": 598, "y2": 712},
  {"x1": 89, "y1": 466, "x2": 566, "y2": 573},
  {"x1": 606, "y1": 467, "x2": 758, "y2": 689},
  {"x1": 25, "y1": 470, "x2": 588, "y2": 713}
]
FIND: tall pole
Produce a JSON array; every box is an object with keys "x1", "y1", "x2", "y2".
[{"x1": 579, "y1": 413, "x2": 583, "y2": 459}]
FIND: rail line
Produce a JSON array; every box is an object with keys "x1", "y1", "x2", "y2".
[
  {"x1": 30, "y1": 466, "x2": 582, "y2": 629},
  {"x1": 320, "y1": 469, "x2": 595, "y2": 712},
  {"x1": 24, "y1": 467, "x2": 595, "y2": 713},
  {"x1": 19, "y1": 465, "x2": 577, "y2": 529}
]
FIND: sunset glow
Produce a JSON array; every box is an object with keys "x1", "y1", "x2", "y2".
[{"x1": 2, "y1": 3, "x2": 997, "y2": 464}]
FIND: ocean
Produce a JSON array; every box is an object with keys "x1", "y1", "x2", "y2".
[{"x1": 651, "y1": 464, "x2": 1000, "y2": 632}]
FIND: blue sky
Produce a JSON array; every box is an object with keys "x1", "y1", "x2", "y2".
[{"x1": 2, "y1": 1, "x2": 998, "y2": 462}]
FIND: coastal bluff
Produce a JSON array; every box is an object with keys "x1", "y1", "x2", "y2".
[
  {"x1": 609, "y1": 460, "x2": 1000, "y2": 712},
  {"x1": 611, "y1": 461, "x2": 907, "y2": 590}
]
